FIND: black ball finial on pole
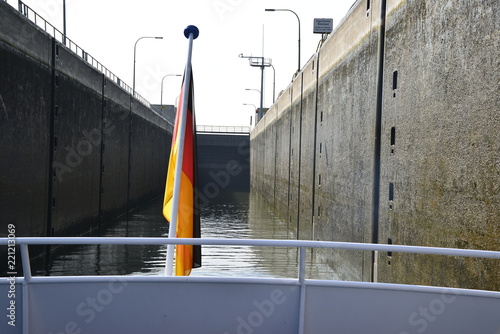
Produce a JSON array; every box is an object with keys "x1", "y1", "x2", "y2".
[{"x1": 184, "y1": 25, "x2": 199, "y2": 39}]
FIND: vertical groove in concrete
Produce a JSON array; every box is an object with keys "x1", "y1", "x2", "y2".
[
  {"x1": 97, "y1": 74, "x2": 106, "y2": 234},
  {"x1": 362, "y1": 0, "x2": 377, "y2": 284},
  {"x1": 286, "y1": 89, "x2": 293, "y2": 228},
  {"x1": 296, "y1": 73, "x2": 304, "y2": 239},
  {"x1": 371, "y1": 0, "x2": 387, "y2": 282},
  {"x1": 273, "y1": 128, "x2": 278, "y2": 209},
  {"x1": 126, "y1": 97, "x2": 133, "y2": 221},
  {"x1": 311, "y1": 54, "x2": 321, "y2": 240},
  {"x1": 46, "y1": 38, "x2": 56, "y2": 239}
]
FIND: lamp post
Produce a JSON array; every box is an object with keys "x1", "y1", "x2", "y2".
[
  {"x1": 133, "y1": 36, "x2": 163, "y2": 93},
  {"x1": 245, "y1": 89, "x2": 263, "y2": 117},
  {"x1": 63, "y1": 0, "x2": 66, "y2": 45},
  {"x1": 161, "y1": 74, "x2": 182, "y2": 107},
  {"x1": 269, "y1": 64, "x2": 276, "y2": 103},
  {"x1": 243, "y1": 103, "x2": 257, "y2": 126},
  {"x1": 265, "y1": 9, "x2": 301, "y2": 73}
]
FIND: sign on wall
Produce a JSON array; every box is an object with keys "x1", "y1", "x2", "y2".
[{"x1": 313, "y1": 18, "x2": 333, "y2": 34}]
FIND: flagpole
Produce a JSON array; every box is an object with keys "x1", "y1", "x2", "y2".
[{"x1": 165, "y1": 25, "x2": 199, "y2": 276}]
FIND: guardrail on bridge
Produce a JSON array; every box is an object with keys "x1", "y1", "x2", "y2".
[{"x1": 196, "y1": 125, "x2": 250, "y2": 134}]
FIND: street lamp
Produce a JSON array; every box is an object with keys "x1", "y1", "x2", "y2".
[
  {"x1": 243, "y1": 103, "x2": 257, "y2": 109},
  {"x1": 161, "y1": 74, "x2": 182, "y2": 107},
  {"x1": 245, "y1": 89, "x2": 264, "y2": 115},
  {"x1": 243, "y1": 103, "x2": 257, "y2": 126},
  {"x1": 265, "y1": 9, "x2": 301, "y2": 73},
  {"x1": 245, "y1": 88, "x2": 261, "y2": 94},
  {"x1": 269, "y1": 64, "x2": 276, "y2": 103},
  {"x1": 133, "y1": 36, "x2": 163, "y2": 93}
]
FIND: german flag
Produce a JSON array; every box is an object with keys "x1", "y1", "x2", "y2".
[{"x1": 162, "y1": 69, "x2": 201, "y2": 276}]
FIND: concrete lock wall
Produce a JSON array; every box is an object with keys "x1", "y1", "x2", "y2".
[
  {"x1": 250, "y1": 0, "x2": 499, "y2": 290},
  {"x1": 0, "y1": 2, "x2": 171, "y2": 263}
]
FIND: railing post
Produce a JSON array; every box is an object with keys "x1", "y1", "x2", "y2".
[
  {"x1": 298, "y1": 246, "x2": 305, "y2": 283},
  {"x1": 297, "y1": 247, "x2": 306, "y2": 334},
  {"x1": 20, "y1": 244, "x2": 31, "y2": 282},
  {"x1": 20, "y1": 244, "x2": 31, "y2": 334}
]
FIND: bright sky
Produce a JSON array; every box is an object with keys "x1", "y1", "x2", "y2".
[{"x1": 11, "y1": 0, "x2": 355, "y2": 126}]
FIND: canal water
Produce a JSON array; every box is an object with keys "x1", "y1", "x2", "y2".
[{"x1": 32, "y1": 192, "x2": 336, "y2": 279}]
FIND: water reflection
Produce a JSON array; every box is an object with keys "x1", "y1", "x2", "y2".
[
  {"x1": 32, "y1": 202, "x2": 169, "y2": 276},
  {"x1": 32, "y1": 192, "x2": 337, "y2": 279}
]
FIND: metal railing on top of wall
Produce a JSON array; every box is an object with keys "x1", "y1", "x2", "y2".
[
  {"x1": 16, "y1": 0, "x2": 151, "y2": 109},
  {"x1": 197, "y1": 125, "x2": 250, "y2": 134}
]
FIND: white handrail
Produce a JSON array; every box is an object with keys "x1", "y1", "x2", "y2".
[{"x1": 2, "y1": 237, "x2": 499, "y2": 259}]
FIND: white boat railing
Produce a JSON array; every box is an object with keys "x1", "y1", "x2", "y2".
[
  {"x1": 2, "y1": 236, "x2": 500, "y2": 282},
  {"x1": 1, "y1": 237, "x2": 500, "y2": 334}
]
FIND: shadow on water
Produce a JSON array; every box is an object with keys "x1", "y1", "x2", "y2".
[{"x1": 29, "y1": 192, "x2": 338, "y2": 279}]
